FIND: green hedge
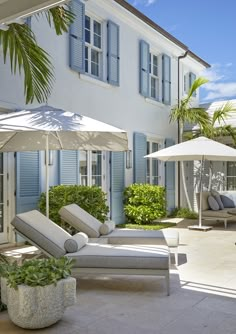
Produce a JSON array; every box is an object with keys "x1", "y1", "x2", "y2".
[
  {"x1": 38, "y1": 185, "x2": 109, "y2": 230},
  {"x1": 124, "y1": 184, "x2": 166, "y2": 224}
]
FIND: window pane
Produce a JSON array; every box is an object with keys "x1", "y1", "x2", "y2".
[
  {"x1": 80, "y1": 151, "x2": 88, "y2": 186},
  {"x1": 91, "y1": 49, "x2": 99, "y2": 77},
  {"x1": 146, "y1": 142, "x2": 150, "y2": 183},
  {"x1": 153, "y1": 55, "x2": 158, "y2": 76},
  {"x1": 149, "y1": 53, "x2": 151, "y2": 73},
  {"x1": 93, "y1": 20, "x2": 101, "y2": 48},
  {"x1": 92, "y1": 151, "x2": 102, "y2": 186},
  {"x1": 85, "y1": 46, "x2": 88, "y2": 73},
  {"x1": 85, "y1": 16, "x2": 90, "y2": 43},
  {"x1": 151, "y1": 77, "x2": 157, "y2": 99}
]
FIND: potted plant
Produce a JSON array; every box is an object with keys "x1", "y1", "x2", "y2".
[{"x1": 0, "y1": 257, "x2": 76, "y2": 329}]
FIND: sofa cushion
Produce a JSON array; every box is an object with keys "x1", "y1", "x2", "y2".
[
  {"x1": 202, "y1": 209, "x2": 234, "y2": 218},
  {"x1": 11, "y1": 210, "x2": 71, "y2": 258},
  {"x1": 220, "y1": 195, "x2": 235, "y2": 208},
  {"x1": 64, "y1": 232, "x2": 88, "y2": 253},
  {"x1": 208, "y1": 195, "x2": 219, "y2": 211},
  {"x1": 211, "y1": 190, "x2": 224, "y2": 210},
  {"x1": 99, "y1": 221, "x2": 116, "y2": 235},
  {"x1": 59, "y1": 204, "x2": 102, "y2": 238}
]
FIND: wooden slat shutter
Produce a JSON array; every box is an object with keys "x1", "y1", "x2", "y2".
[
  {"x1": 16, "y1": 152, "x2": 41, "y2": 213},
  {"x1": 59, "y1": 151, "x2": 80, "y2": 184},
  {"x1": 69, "y1": 0, "x2": 85, "y2": 73},
  {"x1": 110, "y1": 152, "x2": 125, "y2": 224},
  {"x1": 107, "y1": 20, "x2": 120, "y2": 86},
  {"x1": 165, "y1": 138, "x2": 175, "y2": 211},
  {"x1": 133, "y1": 132, "x2": 147, "y2": 183},
  {"x1": 139, "y1": 40, "x2": 150, "y2": 97},
  {"x1": 162, "y1": 54, "x2": 171, "y2": 105}
]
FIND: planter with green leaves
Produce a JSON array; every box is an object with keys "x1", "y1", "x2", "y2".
[{"x1": 0, "y1": 257, "x2": 76, "y2": 329}]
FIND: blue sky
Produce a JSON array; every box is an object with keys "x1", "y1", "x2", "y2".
[{"x1": 127, "y1": 0, "x2": 236, "y2": 103}]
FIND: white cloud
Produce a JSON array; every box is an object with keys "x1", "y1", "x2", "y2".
[
  {"x1": 132, "y1": 0, "x2": 157, "y2": 6},
  {"x1": 200, "y1": 63, "x2": 236, "y2": 101}
]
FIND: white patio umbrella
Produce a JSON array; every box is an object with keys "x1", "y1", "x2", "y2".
[
  {"x1": 0, "y1": 106, "x2": 128, "y2": 217},
  {"x1": 145, "y1": 136, "x2": 236, "y2": 230}
]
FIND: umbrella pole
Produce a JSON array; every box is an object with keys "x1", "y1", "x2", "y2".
[
  {"x1": 45, "y1": 133, "x2": 49, "y2": 218},
  {"x1": 199, "y1": 156, "x2": 204, "y2": 228}
]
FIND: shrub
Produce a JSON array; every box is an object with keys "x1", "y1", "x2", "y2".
[
  {"x1": 38, "y1": 185, "x2": 109, "y2": 228},
  {"x1": 0, "y1": 254, "x2": 9, "y2": 311},
  {"x1": 169, "y1": 207, "x2": 198, "y2": 219},
  {"x1": 1, "y1": 257, "x2": 74, "y2": 290},
  {"x1": 124, "y1": 184, "x2": 166, "y2": 224}
]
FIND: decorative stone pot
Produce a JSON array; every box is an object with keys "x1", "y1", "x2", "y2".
[{"x1": 1, "y1": 277, "x2": 76, "y2": 329}]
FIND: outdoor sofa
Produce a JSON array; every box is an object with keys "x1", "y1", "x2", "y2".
[
  {"x1": 59, "y1": 204, "x2": 179, "y2": 265},
  {"x1": 197, "y1": 191, "x2": 236, "y2": 228},
  {"x1": 11, "y1": 210, "x2": 171, "y2": 295}
]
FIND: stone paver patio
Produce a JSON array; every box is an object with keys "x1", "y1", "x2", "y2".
[{"x1": 1, "y1": 219, "x2": 236, "y2": 333}]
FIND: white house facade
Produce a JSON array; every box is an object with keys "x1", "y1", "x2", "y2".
[{"x1": 0, "y1": 0, "x2": 209, "y2": 244}]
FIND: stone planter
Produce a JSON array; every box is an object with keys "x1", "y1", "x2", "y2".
[{"x1": 1, "y1": 276, "x2": 76, "y2": 329}]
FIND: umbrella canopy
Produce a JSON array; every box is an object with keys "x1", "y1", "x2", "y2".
[
  {"x1": 0, "y1": 106, "x2": 128, "y2": 152},
  {"x1": 145, "y1": 136, "x2": 236, "y2": 230},
  {"x1": 0, "y1": 106, "x2": 128, "y2": 217},
  {"x1": 145, "y1": 136, "x2": 236, "y2": 162}
]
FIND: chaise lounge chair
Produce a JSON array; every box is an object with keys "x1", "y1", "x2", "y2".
[
  {"x1": 11, "y1": 210, "x2": 171, "y2": 295},
  {"x1": 59, "y1": 204, "x2": 179, "y2": 265}
]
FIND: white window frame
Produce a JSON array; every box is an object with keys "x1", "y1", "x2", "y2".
[
  {"x1": 226, "y1": 161, "x2": 236, "y2": 190},
  {"x1": 149, "y1": 52, "x2": 160, "y2": 101},
  {"x1": 85, "y1": 15, "x2": 103, "y2": 79}
]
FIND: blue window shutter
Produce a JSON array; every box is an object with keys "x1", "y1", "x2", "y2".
[
  {"x1": 69, "y1": 0, "x2": 85, "y2": 73},
  {"x1": 16, "y1": 152, "x2": 41, "y2": 213},
  {"x1": 139, "y1": 40, "x2": 150, "y2": 97},
  {"x1": 189, "y1": 72, "x2": 196, "y2": 96},
  {"x1": 133, "y1": 132, "x2": 147, "y2": 183},
  {"x1": 162, "y1": 54, "x2": 171, "y2": 105},
  {"x1": 165, "y1": 139, "x2": 175, "y2": 211},
  {"x1": 107, "y1": 20, "x2": 120, "y2": 86},
  {"x1": 59, "y1": 151, "x2": 80, "y2": 184},
  {"x1": 110, "y1": 152, "x2": 125, "y2": 224}
]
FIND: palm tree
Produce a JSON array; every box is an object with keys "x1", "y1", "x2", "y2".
[
  {"x1": 170, "y1": 77, "x2": 210, "y2": 209},
  {"x1": 0, "y1": 6, "x2": 74, "y2": 104}
]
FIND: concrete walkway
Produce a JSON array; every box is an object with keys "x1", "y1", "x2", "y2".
[{"x1": 1, "y1": 220, "x2": 236, "y2": 333}]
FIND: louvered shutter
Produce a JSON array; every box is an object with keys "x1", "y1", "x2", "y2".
[
  {"x1": 189, "y1": 72, "x2": 196, "y2": 96},
  {"x1": 139, "y1": 40, "x2": 150, "y2": 97},
  {"x1": 133, "y1": 132, "x2": 147, "y2": 183},
  {"x1": 162, "y1": 54, "x2": 171, "y2": 105},
  {"x1": 107, "y1": 20, "x2": 120, "y2": 86},
  {"x1": 69, "y1": 0, "x2": 85, "y2": 73},
  {"x1": 16, "y1": 152, "x2": 41, "y2": 213},
  {"x1": 110, "y1": 152, "x2": 125, "y2": 224},
  {"x1": 59, "y1": 151, "x2": 80, "y2": 184},
  {"x1": 165, "y1": 139, "x2": 175, "y2": 211}
]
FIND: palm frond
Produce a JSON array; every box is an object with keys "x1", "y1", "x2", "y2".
[
  {"x1": 40, "y1": 5, "x2": 75, "y2": 35},
  {"x1": 187, "y1": 77, "x2": 209, "y2": 98},
  {"x1": 0, "y1": 23, "x2": 54, "y2": 104},
  {"x1": 212, "y1": 101, "x2": 236, "y2": 125}
]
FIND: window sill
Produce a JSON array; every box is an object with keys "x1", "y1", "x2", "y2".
[
  {"x1": 145, "y1": 98, "x2": 166, "y2": 108},
  {"x1": 80, "y1": 74, "x2": 111, "y2": 89}
]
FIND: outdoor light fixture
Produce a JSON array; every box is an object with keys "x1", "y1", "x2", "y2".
[
  {"x1": 126, "y1": 150, "x2": 132, "y2": 169},
  {"x1": 45, "y1": 150, "x2": 53, "y2": 165}
]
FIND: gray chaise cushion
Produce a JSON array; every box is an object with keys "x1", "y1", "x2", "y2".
[
  {"x1": 100, "y1": 229, "x2": 179, "y2": 248},
  {"x1": 64, "y1": 232, "x2": 88, "y2": 253},
  {"x1": 66, "y1": 244, "x2": 169, "y2": 270},
  {"x1": 208, "y1": 195, "x2": 220, "y2": 211},
  {"x1": 59, "y1": 204, "x2": 101, "y2": 238},
  {"x1": 220, "y1": 195, "x2": 235, "y2": 208},
  {"x1": 202, "y1": 210, "x2": 234, "y2": 219},
  {"x1": 11, "y1": 210, "x2": 71, "y2": 258}
]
